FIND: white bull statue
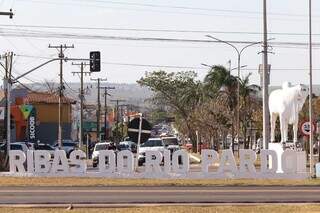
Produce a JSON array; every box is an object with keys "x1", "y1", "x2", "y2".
[{"x1": 269, "y1": 82, "x2": 309, "y2": 145}]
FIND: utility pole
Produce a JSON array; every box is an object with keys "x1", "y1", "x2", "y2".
[
  {"x1": 0, "y1": 8, "x2": 13, "y2": 170},
  {"x1": 110, "y1": 99, "x2": 126, "y2": 143},
  {"x1": 100, "y1": 86, "x2": 115, "y2": 141},
  {"x1": 262, "y1": 0, "x2": 270, "y2": 150},
  {"x1": 308, "y1": 0, "x2": 315, "y2": 177},
  {"x1": 91, "y1": 78, "x2": 107, "y2": 143},
  {"x1": 48, "y1": 44, "x2": 74, "y2": 149},
  {"x1": 72, "y1": 62, "x2": 90, "y2": 147},
  {"x1": 1, "y1": 52, "x2": 13, "y2": 165}
]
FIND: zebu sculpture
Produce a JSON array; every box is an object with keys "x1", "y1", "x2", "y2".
[{"x1": 269, "y1": 82, "x2": 309, "y2": 145}]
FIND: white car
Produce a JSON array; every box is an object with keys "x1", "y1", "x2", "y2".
[
  {"x1": 35, "y1": 143, "x2": 57, "y2": 158},
  {"x1": 138, "y1": 138, "x2": 167, "y2": 166},
  {"x1": 54, "y1": 140, "x2": 78, "y2": 157},
  {"x1": 161, "y1": 136, "x2": 180, "y2": 153},
  {"x1": 8, "y1": 143, "x2": 29, "y2": 156},
  {"x1": 92, "y1": 142, "x2": 116, "y2": 167}
]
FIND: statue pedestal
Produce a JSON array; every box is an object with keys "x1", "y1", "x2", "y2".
[
  {"x1": 269, "y1": 143, "x2": 284, "y2": 173},
  {"x1": 269, "y1": 143, "x2": 307, "y2": 174}
]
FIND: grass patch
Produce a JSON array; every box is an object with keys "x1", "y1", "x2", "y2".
[
  {"x1": 1, "y1": 205, "x2": 320, "y2": 213},
  {"x1": 0, "y1": 177, "x2": 319, "y2": 187}
]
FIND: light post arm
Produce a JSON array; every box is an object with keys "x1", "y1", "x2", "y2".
[
  {"x1": 206, "y1": 35, "x2": 240, "y2": 56},
  {"x1": 239, "y1": 41, "x2": 262, "y2": 56},
  {"x1": 12, "y1": 58, "x2": 60, "y2": 83},
  {"x1": 12, "y1": 57, "x2": 92, "y2": 83}
]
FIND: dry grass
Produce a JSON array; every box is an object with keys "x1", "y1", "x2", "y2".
[
  {"x1": 1, "y1": 205, "x2": 320, "y2": 213},
  {"x1": 0, "y1": 177, "x2": 319, "y2": 187}
]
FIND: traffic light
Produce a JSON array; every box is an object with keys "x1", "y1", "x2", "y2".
[{"x1": 90, "y1": 51, "x2": 101, "y2": 72}]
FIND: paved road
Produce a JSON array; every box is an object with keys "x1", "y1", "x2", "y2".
[{"x1": 0, "y1": 186, "x2": 320, "y2": 204}]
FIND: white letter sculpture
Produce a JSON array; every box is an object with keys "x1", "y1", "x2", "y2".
[{"x1": 269, "y1": 82, "x2": 308, "y2": 146}]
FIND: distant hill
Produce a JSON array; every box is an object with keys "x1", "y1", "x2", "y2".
[
  {"x1": 25, "y1": 82, "x2": 154, "y2": 109},
  {"x1": 17, "y1": 83, "x2": 320, "y2": 108}
]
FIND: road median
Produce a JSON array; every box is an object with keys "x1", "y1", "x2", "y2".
[{"x1": 0, "y1": 177, "x2": 319, "y2": 187}]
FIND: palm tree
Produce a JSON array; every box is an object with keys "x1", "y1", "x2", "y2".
[
  {"x1": 239, "y1": 73, "x2": 261, "y2": 149},
  {"x1": 203, "y1": 65, "x2": 238, "y2": 151}
]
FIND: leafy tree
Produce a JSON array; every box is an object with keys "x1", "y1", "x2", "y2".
[
  {"x1": 137, "y1": 71, "x2": 202, "y2": 150},
  {"x1": 190, "y1": 94, "x2": 233, "y2": 151}
]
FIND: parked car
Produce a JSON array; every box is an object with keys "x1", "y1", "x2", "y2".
[
  {"x1": 35, "y1": 143, "x2": 57, "y2": 158},
  {"x1": 161, "y1": 136, "x2": 180, "y2": 154},
  {"x1": 92, "y1": 142, "x2": 116, "y2": 167},
  {"x1": 118, "y1": 141, "x2": 137, "y2": 153},
  {"x1": 0, "y1": 142, "x2": 29, "y2": 156},
  {"x1": 54, "y1": 140, "x2": 78, "y2": 157},
  {"x1": 138, "y1": 138, "x2": 167, "y2": 166},
  {"x1": 15, "y1": 141, "x2": 35, "y2": 150}
]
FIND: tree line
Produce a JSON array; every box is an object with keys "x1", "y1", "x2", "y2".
[{"x1": 138, "y1": 66, "x2": 262, "y2": 152}]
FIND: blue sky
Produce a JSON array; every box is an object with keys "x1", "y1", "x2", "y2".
[{"x1": 0, "y1": 0, "x2": 320, "y2": 86}]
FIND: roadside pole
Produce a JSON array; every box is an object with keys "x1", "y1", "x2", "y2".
[
  {"x1": 72, "y1": 62, "x2": 91, "y2": 148},
  {"x1": 196, "y1": 130, "x2": 199, "y2": 153},
  {"x1": 262, "y1": 0, "x2": 270, "y2": 150},
  {"x1": 100, "y1": 86, "x2": 115, "y2": 141},
  {"x1": 308, "y1": 0, "x2": 315, "y2": 177},
  {"x1": 110, "y1": 99, "x2": 126, "y2": 143},
  {"x1": 135, "y1": 113, "x2": 143, "y2": 171},
  {"x1": 86, "y1": 134, "x2": 89, "y2": 160},
  {"x1": 0, "y1": 10, "x2": 13, "y2": 168},
  {"x1": 91, "y1": 78, "x2": 107, "y2": 143},
  {"x1": 48, "y1": 44, "x2": 74, "y2": 149},
  {"x1": 1, "y1": 52, "x2": 13, "y2": 166}
]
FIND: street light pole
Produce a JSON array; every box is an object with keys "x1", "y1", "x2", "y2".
[
  {"x1": 308, "y1": 0, "x2": 314, "y2": 177},
  {"x1": 206, "y1": 35, "x2": 262, "y2": 152}
]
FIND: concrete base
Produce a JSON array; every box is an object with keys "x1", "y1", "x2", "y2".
[
  {"x1": 269, "y1": 143, "x2": 307, "y2": 174},
  {"x1": 269, "y1": 143, "x2": 284, "y2": 173}
]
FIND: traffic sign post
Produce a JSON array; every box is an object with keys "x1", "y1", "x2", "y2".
[{"x1": 127, "y1": 114, "x2": 152, "y2": 170}]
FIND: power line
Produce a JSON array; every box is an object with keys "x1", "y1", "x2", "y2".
[
  {"x1": 2, "y1": 24, "x2": 320, "y2": 37},
  {"x1": 0, "y1": 24, "x2": 319, "y2": 37},
  {"x1": 1, "y1": 31, "x2": 320, "y2": 47},
  {"x1": 62, "y1": 78, "x2": 79, "y2": 94},
  {"x1": 13, "y1": 54, "x2": 320, "y2": 71},
  {"x1": 19, "y1": 0, "x2": 320, "y2": 18}
]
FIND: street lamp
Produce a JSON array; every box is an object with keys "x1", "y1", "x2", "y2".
[{"x1": 206, "y1": 35, "x2": 262, "y2": 152}]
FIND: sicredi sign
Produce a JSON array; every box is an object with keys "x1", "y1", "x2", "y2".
[{"x1": 8, "y1": 149, "x2": 308, "y2": 179}]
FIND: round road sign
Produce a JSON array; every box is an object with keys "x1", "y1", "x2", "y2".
[
  {"x1": 127, "y1": 117, "x2": 152, "y2": 144},
  {"x1": 300, "y1": 121, "x2": 315, "y2": 136}
]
